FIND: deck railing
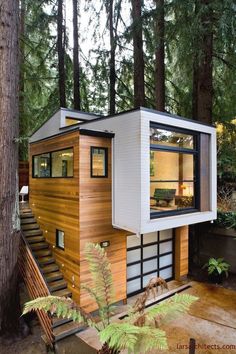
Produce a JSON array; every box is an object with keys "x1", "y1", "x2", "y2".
[{"x1": 18, "y1": 232, "x2": 54, "y2": 346}]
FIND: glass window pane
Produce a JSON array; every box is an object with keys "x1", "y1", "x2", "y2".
[
  {"x1": 127, "y1": 234, "x2": 141, "y2": 248},
  {"x1": 159, "y1": 254, "x2": 173, "y2": 268},
  {"x1": 150, "y1": 127, "x2": 194, "y2": 150},
  {"x1": 91, "y1": 147, "x2": 107, "y2": 177},
  {"x1": 159, "y1": 267, "x2": 173, "y2": 279},
  {"x1": 150, "y1": 150, "x2": 195, "y2": 213},
  {"x1": 56, "y1": 230, "x2": 65, "y2": 249},
  {"x1": 33, "y1": 153, "x2": 50, "y2": 177},
  {"x1": 143, "y1": 232, "x2": 157, "y2": 244},
  {"x1": 159, "y1": 241, "x2": 172, "y2": 255},
  {"x1": 143, "y1": 245, "x2": 157, "y2": 259},
  {"x1": 159, "y1": 229, "x2": 173, "y2": 241},
  {"x1": 52, "y1": 149, "x2": 73, "y2": 177},
  {"x1": 143, "y1": 259, "x2": 157, "y2": 274},
  {"x1": 127, "y1": 264, "x2": 141, "y2": 279},
  {"x1": 143, "y1": 272, "x2": 157, "y2": 287},
  {"x1": 127, "y1": 278, "x2": 141, "y2": 294},
  {"x1": 127, "y1": 249, "x2": 141, "y2": 264}
]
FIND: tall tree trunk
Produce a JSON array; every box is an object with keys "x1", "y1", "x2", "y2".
[
  {"x1": 19, "y1": 0, "x2": 27, "y2": 160},
  {"x1": 57, "y1": 0, "x2": 66, "y2": 107},
  {"x1": 193, "y1": 0, "x2": 213, "y2": 124},
  {"x1": 109, "y1": 0, "x2": 116, "y2": 115},
  {"x1": 73, "y1": 0, "x2": 80, "y2": 110},
  {"x1": 0, "y1": 0, "x2": 21, "y2": 336},
  {"x1": 154, "y1": 0, "x2": 165, "y2": 111},
  {"x1": 132, "y1": 0, "x2": 145, "y2": 108}
]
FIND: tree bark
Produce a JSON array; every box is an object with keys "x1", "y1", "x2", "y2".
[
  {"x1": 154, "y1": 0, "x2": 165, "y2": 111},
  {"x1": 109, "y1": 0, "x2": 116, "y2": 115},
  {"x1": 0, "y1": 0, "x2": 21, "y2": 336},
  {"x1": 57, "y1": 0, "x2": 66, "y2": 108},
  {"x1": 132, "y1": 0, "x2": 145, "y2": 108},
  {"x1": 193, "y1": 0, "x2": 213, "y2": 124},
  {"x1": 73, "y1": 0, "x2": 80, "y2": 110},
  {"x1": 19, "y1": 0, "x2": 27, "y2": 160}
]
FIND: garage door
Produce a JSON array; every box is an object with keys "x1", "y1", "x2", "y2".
[{"x1": 127, "y1": 229, "x2": 174, "y2": 296}]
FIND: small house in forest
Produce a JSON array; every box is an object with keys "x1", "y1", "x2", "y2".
[{"x1": 22, "y1": 107, "x2": 217, "y2": 317}]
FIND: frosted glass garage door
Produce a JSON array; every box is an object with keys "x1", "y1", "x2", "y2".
[{"x1": 127, "y1": 229, "x2": 174, "y2": 296}]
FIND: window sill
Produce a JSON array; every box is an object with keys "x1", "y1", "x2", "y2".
[{"x1": 150, "y1": 208, "x2": 199, "y2": 219}]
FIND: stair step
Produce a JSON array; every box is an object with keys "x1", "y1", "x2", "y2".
[
  {"x1": 21, "y1": 217, "x2": 37, "y2": 225},
  {"x1": 38, "y1": 256, "x2": 55, "y2": 266},
  {"x1": 23, "y1": 229, "x2": 43, "y2": 237},
  {"x1": 27, "y1": 236, "x2": 45, "y2": 244},
  {"x1": 53, "y1": 321, "x2": 82, "y2": 342},
  {"x1": 49, "y1": 279, "x2": 67, "y2": 292},
  {"x1": 31, "y1": 242, "x2": 49, "y2": 251},
  {"x1": 45, "y1": 271, "x2": 63, "y2": 283},
  {"x1": 34, "y1": 249, "x2": 52, "y2": 258},
  {"x1": 41, "y1": 264, "x2": 60, "y2": 274},
  {"x1": 20, "y1": 208, "x2": 32, "y2": 214},
  {"x1": 52, "y1": 288, "x2": 72, "y2": 298},
  {"x1": 20, "y1": 212, "x2": 34, "y2": 219},
  {"x1": 52, "y1": 317, "x2": 73, "y2": 329},
  {"x1": 21, "y1": 223, "x2": 40, "y2": 231}
]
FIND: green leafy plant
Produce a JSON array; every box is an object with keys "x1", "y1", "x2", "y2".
[
  {"x1": 203, "y1": 257, "x2": 230, "y2": 278},
  {"x1": 23, "y1": 243, "x2": 198, "y2": 354},
  {"x1": 216, "y1": 210, "x2": 236, "y2": 230}
]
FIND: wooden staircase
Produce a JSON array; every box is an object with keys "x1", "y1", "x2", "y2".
[{"x1": 19, "y1": 205, "x2": 82, "y2": 346}]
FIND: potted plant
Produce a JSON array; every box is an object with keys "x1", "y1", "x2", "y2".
[{"x1": 203, "y1": 257, "x2": 230, "y2": 284}]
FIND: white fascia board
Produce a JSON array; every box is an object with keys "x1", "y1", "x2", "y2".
[{"x1": 29, "y1": 110, "x2": 61, "y2": 143}]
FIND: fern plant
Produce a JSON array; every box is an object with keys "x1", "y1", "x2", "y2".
[{"x1": 23, "y1": 242, "x2": 198, "y2": 354}]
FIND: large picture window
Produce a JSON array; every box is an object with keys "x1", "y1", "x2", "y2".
[
  {"x1": 33, "y1": 148, "x2": 73, "y2": 178},
  {"x1": 150, "y1": 124, "x2": 199, "y2": 217}
]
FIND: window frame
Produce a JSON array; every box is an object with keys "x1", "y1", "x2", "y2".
[
  {"x1": 56, "y1": 229, "x2": 65, "y2": 250},
  {"x1": 32, "y1": 147, "x2": 74, "y2": 178},
  {"x1": 90, "y1": 146, "x2": 108, "y2": 178},
  {"x1": 150, "y1": 122, "x2": 200, "y2": 219}
]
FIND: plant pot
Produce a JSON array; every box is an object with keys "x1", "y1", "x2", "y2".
[{"x1": 208, "y1": 272, "x2": 223, "y2": 284}]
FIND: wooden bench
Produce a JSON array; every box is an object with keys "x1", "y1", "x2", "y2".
[{"x1": 153, "y1": 188, "x2": 176, "y2": 206}]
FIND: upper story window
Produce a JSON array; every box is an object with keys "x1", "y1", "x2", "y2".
[
  {"x1": 91, "y1": 147, "x2": 108, "y2": 177},
  {"x1": 33, "y1": 148, "x2": 73, "y2": 178},
  {"x1": 150, "y1": 123, "x2": 199, "y2": 218}
]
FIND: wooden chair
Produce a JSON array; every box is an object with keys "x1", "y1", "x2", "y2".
[{"x1": 153, "y1": 188, "x2": 176, "y2": 206}]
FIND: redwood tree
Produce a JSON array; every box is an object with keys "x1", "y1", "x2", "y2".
[
  {"x1": 0, "y1": 0, "x2": 21, "y2": 336},
  {"x1": 192, "y1": 0, "x2": 213, "y2": 124},
  {"x1": 131, "y1": 0, "x2": 145, "y2": 108},
  {"x1": 73, "y1": 0, "x2": 80, "y2": 110},
  {"x1": 154, "y1": 0, "x2": 165, "y2": 111},
  {"x1": 57, "y1": 0, "x2": 66, "y2": 107}
]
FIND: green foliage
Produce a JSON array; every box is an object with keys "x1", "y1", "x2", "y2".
[
  {"x1": 216, "y1": 210, "x2": 236, "y2": 230},
  {"x1": 100, "y1": 323, "x2": 168, "y2": 354},
  {"x1": 84, "y1": 243, "x2": 114, "y2": 326},
  {"x1": 23, "y1": 295, "x2": 95, "y2": 328},
  {"x1": 203, "y1": 257, "x2": 230, "y2": 277},
  {"x1": 100, "y1": 293, "x2": 198, "y2": 354},
  {"x1": 23, "y1": 243, "x2": 199, "y2": 353}
]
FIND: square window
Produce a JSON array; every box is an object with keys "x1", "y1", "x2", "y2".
[
  {"x1": 56, "y1": 229, "x2": 65, "y2": 250},
  {"x1": 91, "y1": 147, "x2": 108, "y2": 177}
]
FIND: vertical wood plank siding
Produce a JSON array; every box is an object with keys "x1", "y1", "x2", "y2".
[
  {"x1": 79, "y1": 134, "x2": 128, "y2": 311},
  {"x1": 29, "y1": 131, "x2": 80, "y2": 303}
]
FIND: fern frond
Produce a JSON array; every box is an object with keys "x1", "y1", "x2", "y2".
[
  {"x1": 23, "y1": 296, "x2": 95, "y2": 328},
  {"x1": 100, "y1": 323, "x2": 168, "y2": 353},
  {"x1": 146, "y1": 294, "x2": 198, "y2": 326},
  {"x1": 84, "y1": 243, "x2": 114, "y2": 326},
  {"x1": 133, "y1": 326, "x2": 168, "y2": 352}
]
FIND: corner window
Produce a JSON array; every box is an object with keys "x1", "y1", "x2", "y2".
[
  {"x1": 52, "y1": 149, "x2": 73, "y2": 177},
  {"x1": 32, "y1": 148, "x2": 73, "y2": 178},
  {"x1": 91, "y1": 147, "x2": 108, "y2": 177},
  {"x1": 56, "y1": 229, "x2": 65, "y2": 250},
  {"x1": 33, "y1": 153, "x2": 50, "y2": 178},
  {"x1": 150, "y1": 124, "x2": 199, "y2": 218}
]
